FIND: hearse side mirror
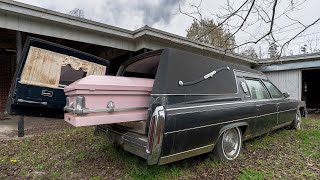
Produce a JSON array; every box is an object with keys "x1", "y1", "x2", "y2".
[{"x1": 283, "y1": 92, "x2": 290, "y2": 98}]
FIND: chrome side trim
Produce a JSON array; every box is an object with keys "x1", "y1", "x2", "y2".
[
  {"x1": 151, "y1": 93, "x2": 237, "y2": 96},
  {"x1": 165, "y1": 116, "x2": 254, "y2": 135},
  {"x1": 158, "y1": 144, "x2": 214, "y2": 165},
  {"x1": 165, "y1": 108, "x2": 297, "y2": 135},
  {"x1": 280, "y1": 108, "x2": 297, "y2": 113},
  {"x1": 166, "y1": 99, "x2": 284, "y2": 111},
  {"x1": 271, "y1": 121, "x2": 292, "y2": 130},
  {"x1": 147, "y1": 106, "x2": 166, "y2": 165}
]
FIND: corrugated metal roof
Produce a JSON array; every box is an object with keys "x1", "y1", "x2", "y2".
[{"x1": 255, "y1": 60, "x2": 320, "y2": 72}]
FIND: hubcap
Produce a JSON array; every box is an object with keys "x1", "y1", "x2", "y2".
[{"x1": 222, "y1": 128, "x2": 240, "y2": 159}]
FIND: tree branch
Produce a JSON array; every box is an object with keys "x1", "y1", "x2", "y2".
[{"x1": 279, "y1": 17, "x2": 320, "y2": 56}]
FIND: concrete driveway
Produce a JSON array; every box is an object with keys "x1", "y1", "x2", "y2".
[{"x1": 0, "y1": 114, "x2": 71, "y2": 140}]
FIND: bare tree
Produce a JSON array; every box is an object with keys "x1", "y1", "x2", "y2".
[
  {"x1": 180, "y1": 0, "x2": 320, "y2": 58},
  {"x1": 300, "y1": 44, "x2": 308, "y2": 54},
  {"x1": 69, "y1": 8, "x2": 85, "y2": 18},
  {"x1": 304, "y1": 36, "x2": 320, "y2": 54},
  {"x1": 240, "y1": 46, "x2": 258, "y2": 58},
  {"x1": 268, "y1": 42, "x2": 279, "y2": 58},
  {"x1": 186, "y1": 18, "x2": 236, "y2": 50}
]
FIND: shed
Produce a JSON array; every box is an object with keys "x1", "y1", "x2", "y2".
[{"x1": 255, "y1": 53, "x2": 320, "y2": 110}]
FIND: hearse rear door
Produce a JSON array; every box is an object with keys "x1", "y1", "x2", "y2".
[{"x1": 6, "y1": 37, "x2": 109, "y2": 117}]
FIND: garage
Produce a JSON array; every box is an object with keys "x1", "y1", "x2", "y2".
[
  {"x1": 256, "y1": 54, "x2": 320, "y2": 111},
  {"x1": 0, "y1": 29, "x2": 17, "y2": 112},
  {"x1": 302, "y1": 69, "x2": 320, "y2": 110},
  {"x1": 0, "y1": 28, "x2": 140, "y2": 114}
]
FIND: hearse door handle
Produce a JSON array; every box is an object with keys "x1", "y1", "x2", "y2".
[{"x1": 178, "y1": 66, "x2": 230, "y2": 86}]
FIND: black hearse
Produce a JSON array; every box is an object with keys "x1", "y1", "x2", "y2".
[
  {"x1": 7, "y1": 37, "x2": 109, "y2": 117},
  {"x1": 96, "y1": 48, "x2": 306, "y2": 165}
]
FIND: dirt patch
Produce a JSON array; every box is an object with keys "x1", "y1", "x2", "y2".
[
  {"x1": 0, "y1": 114, "x2": 10, "y2": 121},
  {"x1": 0, "y1": 115, "x2": 71, "y2": 140}
]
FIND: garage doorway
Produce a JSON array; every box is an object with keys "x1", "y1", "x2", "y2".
[{"x1": 302, "y1": 69, "x2": 320, "y2": 110}]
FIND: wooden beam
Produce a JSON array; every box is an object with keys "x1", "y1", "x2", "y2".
[
  {"x1": 56, "y1": 39, "x2": 63, "y2": 44},
  {"x1": 79, "y1": 43, "x2": 91, "y2": 51},
  {"x1": 16, "y1": 31, "x2": 22, "y2": 65}
]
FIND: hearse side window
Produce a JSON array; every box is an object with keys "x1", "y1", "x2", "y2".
[
  {"x1": 245, "y1": 79, "x2": 270, "y2": 100},
  {"x1": 122, "y1": 55, "x2": 160, "y2": 79},
  {"x1": 263, "y1": 80, "x2": 283, "y2": 99}
]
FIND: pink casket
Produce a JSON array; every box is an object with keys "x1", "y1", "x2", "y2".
[{"x1": 64, "y1": 75, "x2": 154, "y2": 127}]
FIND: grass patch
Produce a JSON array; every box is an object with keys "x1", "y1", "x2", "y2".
[
  {"x1": 297, "y1": 117, "x2": 320, "y2": 160},
  {"x1": 238, "y1": 169, "x2": 266, "y2": 180},
  {"x1": 99, "y1": 143, "x2": 184, "y2": 180},
  {"x1": 0, "y1": 117, "x2": 319, "y2": 179}
]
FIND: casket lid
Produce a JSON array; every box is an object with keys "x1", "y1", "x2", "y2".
[{"x1": 64, "y1": 75, "x2": 154, "y2": 93}]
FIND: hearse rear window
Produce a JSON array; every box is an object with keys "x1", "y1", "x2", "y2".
[
  {"x1": 245, "y1": 79, "x2": 270, "y2": 100},
  {"x1": 123, "y1": 55, "x2": 160, "y2": 79},
  {"x1": 20, "y1": 46, "x2": 107, "y2": 89}
]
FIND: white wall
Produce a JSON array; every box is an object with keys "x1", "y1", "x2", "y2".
[{"x1": 265, "y1": 70, "x2": 302, "y2": 100}]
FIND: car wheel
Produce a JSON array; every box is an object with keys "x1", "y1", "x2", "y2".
[
  {"x1": 291, "y1": 109, "x2": 302, "y2": 130},
  {"x1": 214, "y1": 127, "x2": 242, "y2": 161}
]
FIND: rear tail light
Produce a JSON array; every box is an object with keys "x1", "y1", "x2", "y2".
[
  {"x1": 146, "y1": 115, "x2": 156, "y2": 154},
  {"x1": 146, "y1": 106, "x2": 165, "y2": 165}
]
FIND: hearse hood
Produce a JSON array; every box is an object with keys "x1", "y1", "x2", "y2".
[{"x1": 6, "y1": 37, "x2": 109, "y2": 117}]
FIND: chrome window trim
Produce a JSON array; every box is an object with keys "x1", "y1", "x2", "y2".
[{"x1": 234, "y1": 69, "x2": 268, "y2": 79}]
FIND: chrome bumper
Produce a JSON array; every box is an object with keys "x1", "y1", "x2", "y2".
[{"x1": 95, "y1": 125, "x2": 148, "y2": 160}]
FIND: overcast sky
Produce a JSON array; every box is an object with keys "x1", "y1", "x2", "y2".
[{"x1": 15, "y1": 0, "x2": 320, "y2": 57}]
